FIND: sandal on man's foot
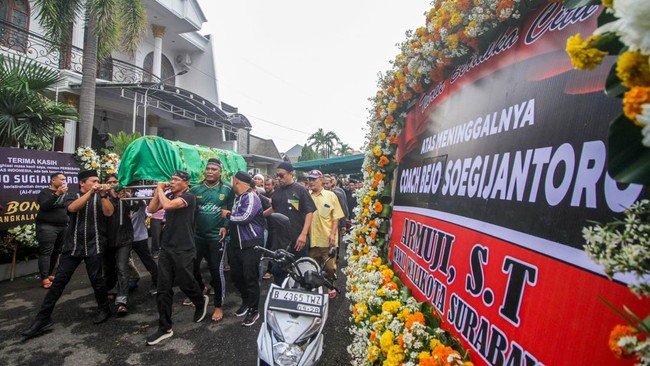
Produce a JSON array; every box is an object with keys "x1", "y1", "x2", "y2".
[
  {"x1": 117, "y1": 304, "x2": 128, "y2": 317},
  {"x1": 42, "y1": 279, "x2": 52, "y2": 289},
  {"x1": 211, "y1": 307, "x2": 223, "y2": 322}
]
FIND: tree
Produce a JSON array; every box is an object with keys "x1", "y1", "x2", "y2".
[
  {"x1": 307, "y1": 128, "x2": 340, "y2": 158},
  {"x1": 0, "y1": 55, "x2": 77, "y2": 148},
  {"x1": 34, "y1": 0, "x2": 147, "y2": 147},
  {"x1": 335, "y1": 143, "x2": 353, "y2": 156},
  {"x1": 106, "y1": 131, "x2": 142, "y2": 156},
  {"x1": 298, "y1": 145, "x2": 320, "y2": 162}
]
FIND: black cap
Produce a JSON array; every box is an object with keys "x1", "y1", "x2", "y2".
[
  {"x1": 206, "y1": 158, "x2": 222, "y2": 168},
  {"x1": 234, "y1": 171, "x2": 252, "y2": 185},
  {"x1": 172, "y1": 170, "x2": 191, "y2": 182},
  {"x1": 78, "y1": 170, "x2": 98, "y2": 181},
  {"x1": 277, "y1": 161, "x2": 294, "y2": 172}
]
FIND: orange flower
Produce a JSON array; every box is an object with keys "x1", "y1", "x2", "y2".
[
  {"x1": 358, "y1": 236, "x2": 366, "y2": 245},
  {"x1": 397, "y1": 334, "x2": 405, "y2": 347},
  {"x1": 370, "y1": 231, "x2": 377, "y2": 239},
  {"x1": 406, "y1": 312, "x2": 425, "y2": 329},
  {"x1": 389, "y1": 135, "x2": 399, "y2": 145},
  {"x1": 623, "y1": 87, "x2": 650, "y2": 125},
  {"x1": 385, "y1": 281, "x2": 397, "y2": 290},
  {"x1": 609, "y1": 325, "x2": 637, "y2": 359},
  {"x1": 373, "y1": 201, "x2": 383, "y2": 214},
  {"x1": 378, "y1": 156, "x2": 390, "y2": 167},
  {"x1": 385, "y1": 114, "x2": 395, "y2": 126}
]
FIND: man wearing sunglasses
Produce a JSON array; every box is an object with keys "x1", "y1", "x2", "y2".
[{"x1": 266, "y1": 162, "x2": 316, "y2": 285}]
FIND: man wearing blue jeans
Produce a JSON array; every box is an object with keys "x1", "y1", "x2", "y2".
[{"x1": 145, "y1": 170, "x2": 208, "y2": 345}]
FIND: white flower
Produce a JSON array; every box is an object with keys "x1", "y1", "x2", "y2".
[{"x1": 596, "y1": 0, "x2": 650, "y2": 55}]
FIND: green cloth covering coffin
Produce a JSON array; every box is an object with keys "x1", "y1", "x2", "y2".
[{"x1": 118, "y1": 136, "x2": 247, "y2": 187}]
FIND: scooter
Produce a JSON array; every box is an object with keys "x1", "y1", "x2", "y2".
[{"x1": 255, "y1": 246, "x2": 338, "y2": 366}]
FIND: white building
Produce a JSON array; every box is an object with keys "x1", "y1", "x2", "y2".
[{"x1": 0, "y1": 0, "x2": 264, "y2": 156}]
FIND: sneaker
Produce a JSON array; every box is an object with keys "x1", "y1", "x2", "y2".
[
  {"x1": 146, "y1": 329, "x2": 173, "y2": 345},
  {"x1": 148, "y1": 288, "x2": 158, "y2": 296},
  {"x1": 242, "y1": 310, "x2": 259, "y2": 327},
  {"x1": 193, "y1": 295, "x2": 209, "y2": 323},
  {"x1": 235, "y1": 304, "x2": 249, "y2": 317},
  {"x1": 182, "y1": 298, "x2": 193, "y2": 306}
]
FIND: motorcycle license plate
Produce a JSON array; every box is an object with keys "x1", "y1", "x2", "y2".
[{"x1": 268, "y1": 288, "x2": 326, "y2": 316}]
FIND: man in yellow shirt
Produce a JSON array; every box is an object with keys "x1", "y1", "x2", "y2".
[{"x1": 307, "y1": 170, "x2": 344, "y2": 298}]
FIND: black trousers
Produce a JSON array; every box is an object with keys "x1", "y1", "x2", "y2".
[
  {"x1": 36, "y1": 223, "x2": 66, "y2": 280},
  {"x1": 149, "y1": 218, "x2": 163, "y2": 254},
  {"x1": 156, "y1": 248, "x2": 204, "y2": 331},
  {"x1": 131, "y1": 239, "x2": 158, "y2": 288},
  {"x1": 35, "y1": 252, "x2": 109, "y2": 321},
  {"x1": 194, "y1": 237, "x2": 226, "y2": 307},
  {"x1": 227, "y1": 244, "x2": 261, "y2": 311}
]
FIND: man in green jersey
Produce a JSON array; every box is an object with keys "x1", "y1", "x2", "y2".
[{"x1": 190, "y1": 158, "x2": 234, "y2": 321}]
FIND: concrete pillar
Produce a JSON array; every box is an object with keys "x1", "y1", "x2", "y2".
[
  {"x1": 62, "y1": 93, "x2": 79, "y2": 152},
  {"x1": 151, "y1": 24, "x2": 165, "y2": 79},
  {"x1": 147, "y1": 115, "x2": 160, "y2": 136}
]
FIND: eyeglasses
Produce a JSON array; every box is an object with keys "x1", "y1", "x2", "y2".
[
  {"x1": 170, "y1": 177, "x2": 183, "y2": 182},
  {"x1": 307, "y1": 177, "x2": 317, "y2": 181},
  {"x1": 275, "y1": 173, "x2": 285, "y2": 178}
]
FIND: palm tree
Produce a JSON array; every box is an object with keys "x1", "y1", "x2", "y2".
[
  {"x1": 34, "y1": 0, "x2": 147, "y2": 147},
  {"x1": 0, "y1": 55, "x2": 77, "y2": 148},
  {"x1": 307, "y1": 128, "x2": 328, "y2": 158},
  {"x1": 307, "y1": 129, "x2": 340, "y2": 158},
  {"x1": 335, "y1": 143, "x2": 353, "y2": 156},
  {"x1": 323, "y1": 131, "x2": 340, "y2": 158}
]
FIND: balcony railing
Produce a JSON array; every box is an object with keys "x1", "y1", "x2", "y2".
[{"x1": 0, "y1": 19, "x2": 159, "y2": 84}]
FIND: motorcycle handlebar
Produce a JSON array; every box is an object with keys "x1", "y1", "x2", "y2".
[{"x1": 254, "y1": 246, "x2": 296, "y2": 263}]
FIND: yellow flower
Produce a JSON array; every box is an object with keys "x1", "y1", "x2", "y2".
[
  {"x1": 368, "y1": 345, "x2": 380, "y2": 363},
  {"x1": 450, "y1": 13, "x2": 463, "y2": 28},
  {"x1": 380, "y1": 330, "x2": 395, "y2": 353},
  {"x1": 91, "y1": 161, "x2": 98, "y2": 168},
  {"x1": 377, "y1": 287, "x2": 386, "y2": 296},
  {"x1": 446, "y1": 34, "x2": 459, "y2": 50},
  {"x1": 353, "y1": 303, "x2": 368, "y2": 323},
  {"x1": 623, "y1": 87, "x2": 650, "y2": 125},
  {"x1": 617, "y1": 51, "x2": 650, "y2": 88},
  {"x1": 372, "y1": 145, "x2": 383, "y2": 157},
  {"x1": 387, "y1": 101, "x2": 397, "y2": 113},
  {"x1": 430, "y1": 338, "x2": 443, "y2": 349},
  {"x1": 566, "y1": 33, "x2": 608, "y2": 70},
  {"x1": 382, "y1": 300, "x2": 401, "y2": 314},
  {"x1": 385, "y1": 345, "x2": 405, "y2": 366},
  {"x1": 602, "y1": 0, "x2": 613, "y2": 7}
]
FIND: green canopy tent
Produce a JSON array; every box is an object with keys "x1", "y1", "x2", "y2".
[
  {"x1": 292, "y1": 154, "x2": 364, "y2": 175},
  {"x1": 118, "y1": 136, "x2": 247, "y2": 187}
]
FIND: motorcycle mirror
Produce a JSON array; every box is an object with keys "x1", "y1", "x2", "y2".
[{"x1": 304, "y1": 271, "x2": 325, "y2": 288}]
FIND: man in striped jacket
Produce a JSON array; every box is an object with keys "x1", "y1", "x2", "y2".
[{"x1": 221, "y1": 171, "x2": 264, "y2": 327}]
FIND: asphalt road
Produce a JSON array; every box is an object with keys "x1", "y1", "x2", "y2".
[{"x1": 0, "y1": 252, "x2": 352, "y2": 365}]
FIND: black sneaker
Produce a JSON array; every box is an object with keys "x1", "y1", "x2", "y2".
[
  {"x1": 235, "y1": 305, "x2": 249, "y2": 317},
  {"x1": 193, "y1": 295, "x2": 209, "y2": 323},
  {"x1": 146, "y1": 329, "x2": 173, "y2": 345},
  {"x1": 21, "y1": 318, "x2": 54, "y2": 338},
  {"x1": 242, "y1": 310, "x2": 259, "y2": 327}
]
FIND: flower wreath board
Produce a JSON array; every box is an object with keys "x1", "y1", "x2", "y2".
[{"x1": 387, "y1": 2, "x2": 649, "y2": 365}]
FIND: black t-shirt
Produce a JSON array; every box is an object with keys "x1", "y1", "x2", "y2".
[
  {"x1": 271, "y1": 182, "x2": 316, "y2": 244},
  {"x1": 160, "y1": 190, "x2": 196, "y2": 251}
]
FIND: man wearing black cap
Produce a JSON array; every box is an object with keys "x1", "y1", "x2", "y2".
[
  {"x1": 220, "y1": 171, "x2": 265, "y2": 327},
  {"x1": 267, "y1": 162, "x2": 316, "y2": 284},
  {"x1": 22, "y1": 170, "x2": 115, "y2": 338},
  {"x1": 145, "y1": 170, "x2": 209, "y2": 345},
  {"x1": 187, "y1": 158, "x2": 234, "y2": 322}
]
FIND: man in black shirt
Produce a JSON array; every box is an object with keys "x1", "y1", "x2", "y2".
[
  {"x1": 267, "y1": 162, "x2": 316, "y2": 285},
  {"x1": 22, "y1": 170, "x2": 114, "y2": 339},
  {"x1": 145, "y1": 170, "x2": 208, "y2": 346},
  {"x1": 35, "y1": 172, "x2": 69, "y2": 289}
]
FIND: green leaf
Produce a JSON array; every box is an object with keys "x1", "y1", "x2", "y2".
[
  {"x1": 563, "y1": 0, "x2": 601, "y2": 9},
  {"x1": 605, "y1": 62, "x2": 627, "y2": 97},
  {"x1": 593, "y1": 32, "x2": 625, "y2": 55},
  {"x1": 607, "y1": 115, "x2": 650, "y2": 184}
]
